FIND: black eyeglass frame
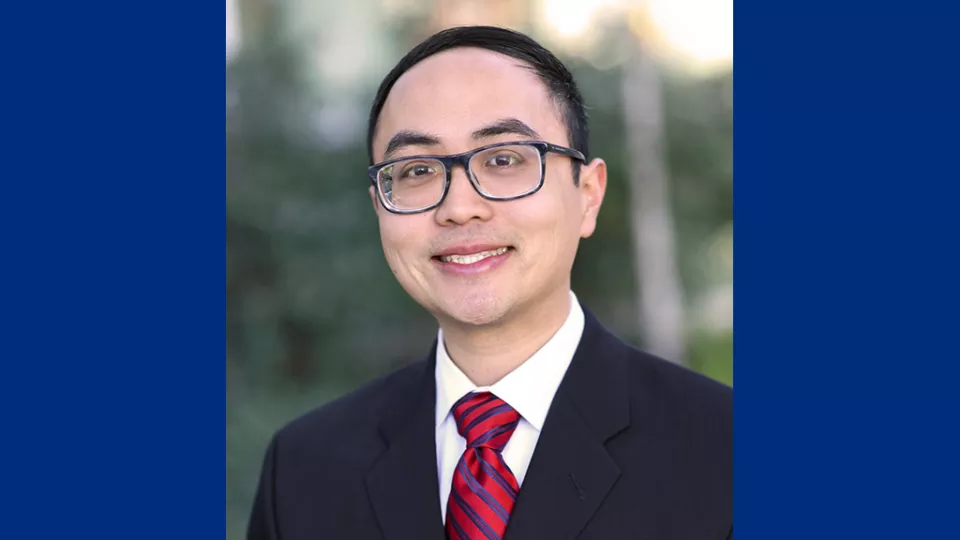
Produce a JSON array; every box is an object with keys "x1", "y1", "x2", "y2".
[{"x1": 367, "y1": 140, "x2": 586, "y2": 215}]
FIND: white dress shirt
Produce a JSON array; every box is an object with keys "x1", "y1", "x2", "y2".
[{"x1": 434, "y1": 290, "x2": 586, "y2": 521}]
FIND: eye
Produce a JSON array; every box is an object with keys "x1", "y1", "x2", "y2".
[
  {"x1": 400, "y1": 163, "x2": 436, "y2": 178},
  {"x1": 485, "y1": 153, "x2": 522, "y2": 167}
]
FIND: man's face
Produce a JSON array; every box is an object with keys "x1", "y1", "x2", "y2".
[{"x1": 370, "y1": 47, "x2": 606, "y2": 329}]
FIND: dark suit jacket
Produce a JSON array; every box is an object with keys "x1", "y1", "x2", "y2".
[{"x1": 247, "y1": 308, "x2": 732, "y2": 540}]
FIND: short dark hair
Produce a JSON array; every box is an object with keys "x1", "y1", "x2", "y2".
[{"x1": 366, "y1": 26, "x2": 589, "y2": 181}]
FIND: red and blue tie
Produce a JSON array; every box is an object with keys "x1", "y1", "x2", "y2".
[{"x1": 445, "y1": 392, "x2": 522, "y2": 540}]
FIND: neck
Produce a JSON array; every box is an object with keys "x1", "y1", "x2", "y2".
[{"x1": 440, "y1": 289, "x2": 572, "y2": 387}]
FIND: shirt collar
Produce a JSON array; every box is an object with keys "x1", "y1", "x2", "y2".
[{"x1": 435, "y1": 290, "x2": 586, "y2": 431}]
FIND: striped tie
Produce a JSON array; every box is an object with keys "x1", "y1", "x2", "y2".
[{"x1": 445, "y1": 391, "x2": 522, "y2": 540}]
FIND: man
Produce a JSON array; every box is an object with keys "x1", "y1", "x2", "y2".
[{"x1": 247, "y1": 25, "x2": 731, "y2": 540}]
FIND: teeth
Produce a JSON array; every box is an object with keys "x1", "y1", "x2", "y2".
[{"x1": 440, "y1": 247, "x2": 509, "y2": 264}]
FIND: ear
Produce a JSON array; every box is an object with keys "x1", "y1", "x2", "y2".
[
  {"x1": 577, "y1": 158, "x2": 607, "y2": 238},
  {"x1": 369, "y1": 185, "x2": 380, "y2": 214}
]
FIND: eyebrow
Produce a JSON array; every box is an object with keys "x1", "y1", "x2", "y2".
[
  {"x1": 471, "y1": 117, "x2": 541, "y2": 140},
  {"x1": 381, "y1": 118, "x2": 542, "y2": 160},
  {"x1": 383, "y1": 130, "x2": 442, "y2": 160}
]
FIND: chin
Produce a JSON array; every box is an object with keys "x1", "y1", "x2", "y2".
[{"x1": 438, "y1": 293, "x2": 513, "y2": 328}]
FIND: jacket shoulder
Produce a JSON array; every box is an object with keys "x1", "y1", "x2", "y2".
[
  {"x1": 617, "y1": 344, "x2": 733, "y2": 540},
  {"x1": 584, "y1": 308, "x2": 731, "y2": 418},
  {"x1": 617, "y1": 342, "x2": 733, "y2": 473},
  {"x1": 271, "y1": 358, "x2": 430, "y2": 456},
  {"x1": 625, "y1": 341, "x2": 732, "y2": 421},
  {"x1": 632, "y1": 345, "x2": 731, "y2": 407},
  {"x1": 585, "y1": 314, "x2": 731, "y2": 435}
]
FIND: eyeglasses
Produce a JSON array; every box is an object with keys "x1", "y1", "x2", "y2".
[{"x1": 368, "y1": 141, "x2": 586, "y2": 215}]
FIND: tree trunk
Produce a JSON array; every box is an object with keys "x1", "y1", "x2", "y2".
[{"x1": 621, "y1": 37, "x2": 687, "y2": 364}]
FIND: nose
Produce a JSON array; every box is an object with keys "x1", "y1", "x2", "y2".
[{"x1": 433, "y1": 165, "x2": 494, "y2": 226}]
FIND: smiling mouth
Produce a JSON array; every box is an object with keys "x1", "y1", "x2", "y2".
[{"x1": 434, "y1": 246, "x2": 511, "y2": 265}]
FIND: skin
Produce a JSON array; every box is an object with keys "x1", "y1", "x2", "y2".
[{"x1": 370, "y1": 47, "x2": 607, "y2": 386}]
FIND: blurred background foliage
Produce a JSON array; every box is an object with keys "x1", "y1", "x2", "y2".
[{"x1": 226, "y1": 0, "x2": 731, "y2": 537}]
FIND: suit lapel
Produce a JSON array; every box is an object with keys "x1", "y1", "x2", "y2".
[
  {"x1": 365, "y1": 346, "x2": 446, "y2": 540},
  {"x1": 504, "y1": 309, "x2": 632, "y2": 540},
  {"x1": 363, "y1": 309, "x2": 649, "y2": 540}
]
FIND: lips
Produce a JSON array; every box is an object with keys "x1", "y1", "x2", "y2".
[
  {"x1": 431, "y1": 245, "x2": 513, "y2": 276},
  {"x1": 437, "y1": 246, "x2": 509, "y2": 264},
  {"x1": 431, "y1": 244, "x2": 515, "y2": 271}
]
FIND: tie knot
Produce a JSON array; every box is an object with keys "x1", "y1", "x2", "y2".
[{"x1": 451, "y1": 392, "x2": 521, "y2": 451}]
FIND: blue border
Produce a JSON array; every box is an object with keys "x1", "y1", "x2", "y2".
[
  {"x1": 736, "y1": 0, "x2": 960, "y2": 537},
  {"x1": 1, "y1": 3, "x2": 221, "y2": 537}
]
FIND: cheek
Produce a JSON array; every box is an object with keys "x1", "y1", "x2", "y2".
[
  {"x1": 379, "y1": 218, "x2": 427, "y2": 270},
  {"x1": 539, "y1": 201, "x2": 584, "y2": 264},
  {"x1": 510, "y1": 200, "x2": 574, "y2": 259},
  {"x1": 381, "y1": 232, "x2": 410, "y2": 269}
]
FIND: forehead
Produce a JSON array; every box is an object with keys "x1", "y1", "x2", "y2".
[{"x1": 373, "y1": 48, "x2": 566, "y2": 156}]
